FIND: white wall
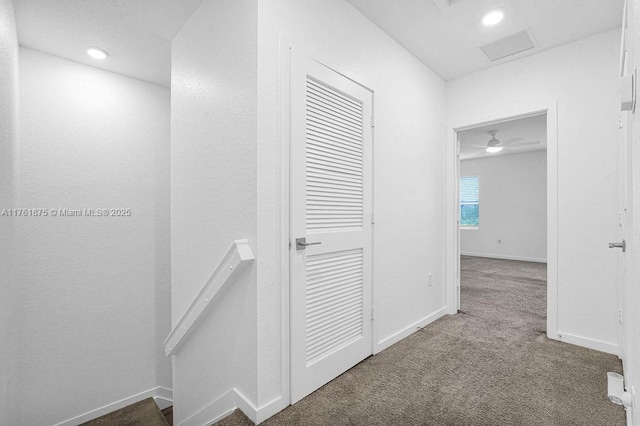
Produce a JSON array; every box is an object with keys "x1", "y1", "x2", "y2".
[
  {"x1": 17, "y1": 48, "x2": 171, "y2": 425},
  {"x1": 170, "y1": 0, "x2": 258, "y2": 424},
  {"x1": 460, "y1": 150, "x2": 547, "y2": 262},
  {"x1": 171, "y1": 0, "x2": 447, "y2": 422},
  {"x1": 256, "y1": 0, "x2": 447, "y2": 413},
  {"x1": 0, "y1": 0, "x2": 19, "y2": 423},
  {"x1": 447, "y1": 29, "x2": 620, "y2": 353}
]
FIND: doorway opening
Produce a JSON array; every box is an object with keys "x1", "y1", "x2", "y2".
[
  {"x1": 445, "y1": 105, "x2": 558, "y2": 340},
  {"x1": 457, "y1": 114, "x2": 548, "y2": 332}
]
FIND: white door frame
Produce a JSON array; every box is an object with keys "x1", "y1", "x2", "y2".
[
  {"x1": 279, "y1": 41, "x2": 377, "y2": 407},
  {"x1": 445, "y1": 102, "x2": 559, "y2": 340}
]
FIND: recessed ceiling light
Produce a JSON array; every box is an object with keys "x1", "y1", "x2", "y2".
[
  {"x1": 486, "y1": 146, "x2": 503, "y2": 154},
  {"x1": 482, "y1": 10, "x2": 504, "y2": 26},
  {"x1": 87, "y1": 47, "x2": 109, "y2": 60}
]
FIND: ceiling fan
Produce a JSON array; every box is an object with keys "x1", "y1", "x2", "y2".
[{"x1": 471, "y1": 130, "x2": 540, "y2": 154}]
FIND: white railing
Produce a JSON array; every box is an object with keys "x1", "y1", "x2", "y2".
[{"x1": 164, "y1": 239, "x2": 255, "y2": 356}]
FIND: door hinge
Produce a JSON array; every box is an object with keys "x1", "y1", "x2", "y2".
[
  {"x1": 619, "y1": 114, "x2": 624, "y2": 129},
  {"x1": 619, "y1": 308, "x2": 624, "y2": 324},
  {"x1": 289, "y1": 240, "x2": 292, "y2": 250},
  {"x1": 371, "y1": 116, "x2": 375, "y2": 128},
  {"x1": 371, "y1": 306, "x2": 375, "y2": 322},
  {"x1": 371, "y1": 213, "x2": 375, "y2": 225}
]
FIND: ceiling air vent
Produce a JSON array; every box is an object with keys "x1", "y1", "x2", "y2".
[{"x1": 480, "y1": 29, "x2": 536, "y2": 61}]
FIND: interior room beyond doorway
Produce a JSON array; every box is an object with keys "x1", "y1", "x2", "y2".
[{"x1": 457, "y1": 114, "x2": 548, "y2": 330}]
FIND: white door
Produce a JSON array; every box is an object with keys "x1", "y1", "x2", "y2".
[
  {"x1": 617, "y1": 87, "x2": 631, "y2": 366},
  {"x1": 616, "y1": 0, "x2": 634, "y2": 378},
  {"x1": 290, "y1": 52, "x2": 373, "y2": 403}
]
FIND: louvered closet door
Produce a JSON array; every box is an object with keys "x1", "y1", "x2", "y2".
[{"x1": 290, "y1": 52, "x2": 373, "y2": 403}]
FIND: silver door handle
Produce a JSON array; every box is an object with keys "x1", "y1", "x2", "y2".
[
  {"x1": 296, "y1": 237, "x2": 321, "y2": 250},
  {"x1": 609, "y1": 240, "x2": 626, "y2": 252}
]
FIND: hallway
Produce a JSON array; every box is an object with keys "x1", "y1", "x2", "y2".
[{"x1": 218, "y1": 256, "x2": 624, "y2": 425}]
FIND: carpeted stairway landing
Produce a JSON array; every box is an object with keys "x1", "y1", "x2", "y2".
[
  {"x1": 80, "y1": 398, "x2": 169, "y2": 426},
  {"x1": 214, "y1": 255, "x2": 625, "y2": 426}
]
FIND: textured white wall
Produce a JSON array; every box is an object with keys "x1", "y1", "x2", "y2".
[
  {"x1": 17, "y1": 48, "x2": 171, "y2": 425},
  {"x1": 447, "y1": 29, "x2": 620, "y2": 352},
  {"x1": 0, "y1": 0, "x2": 18, "y2": 423},
  {"x1": 257, "y1": 0, "x2": 447, "y2": 409},
  {"x1": 170, "y1": 0, "x2": 258, "y2": 423},
  {"x1": 461, "y1": 151, "x2": 547, "y2": 262}
]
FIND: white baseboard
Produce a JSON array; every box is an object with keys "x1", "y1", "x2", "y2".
[
  {"x1": 461, "y1": 251, "x2": 547, "y2": 263},
  {"x1": 234, "y1": 389, "x2": 286, "y2": 424},
  {"x1": 556, "y1": 331, "x2": 619, "y2": 356},
  {"x1": 180, "y1": 388, "x2": 287, "y2": 426},
  {"x1": 54, "y1": 386, "x2": 173, "y2": 426},
  {"x1": 376, "y1": 307, "x2": 448, "y2": 353},
  {"x1": 253, "y1": 395, "x2": 287, "y2": 424},
  {"x1": 154, "y1": 386, "x2": 174, "y2": 410},
  {"x1": 179, "y1": 390, "x2": 236, "y2": 426},
  {"x1": 233, "y1": 389, "x2": 257, "y2": 423}
]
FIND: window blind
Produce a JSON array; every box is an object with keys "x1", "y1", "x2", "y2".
[
  {"x1": 460, "y1": 175, "x2": 479, "y2": 227},
  {"x1": 460, "y1": 176, "x2": 479, "y2": 204}
]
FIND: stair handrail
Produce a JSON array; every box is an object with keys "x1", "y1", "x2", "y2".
[{"x1": 164, "y1": 239, "x2": 255, "y2": 356}]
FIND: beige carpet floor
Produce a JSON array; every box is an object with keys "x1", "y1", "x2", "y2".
[
  {"x1": 80, "y1": 398, "x2": 169, "y2": 426},
  {"x1": 215, "y1": 256, "x2": 625, "y2": 425}
]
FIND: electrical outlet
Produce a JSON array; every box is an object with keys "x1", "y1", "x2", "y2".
[{"x1": 427, "y1": 273, "x2": 433, "y2": 287}]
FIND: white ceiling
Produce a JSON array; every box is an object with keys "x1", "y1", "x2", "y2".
[
  {"x1": 458, "y1": 114, "x2": 547, "y2": 160},
  {"x1": 14, "y1": 0, "x2": 204, "y2": 87},
  {"x1": 346, "y1": 0, "x2": 623, "y2": 80},
  {"x1": 13, "y1": 0, "x2": 623, "y2": 87}
]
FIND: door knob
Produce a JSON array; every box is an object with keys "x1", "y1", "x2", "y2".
[
  {"x1": 296, "y1": 237, "x2": 321, "y2": 250},
  {"x1": 608, "y1": 240, "x2": 626, "y2": 252}
]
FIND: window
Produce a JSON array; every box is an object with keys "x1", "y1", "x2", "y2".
[{"x1": 460, "y1": 175, "x2": 479, "y2": 228}]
